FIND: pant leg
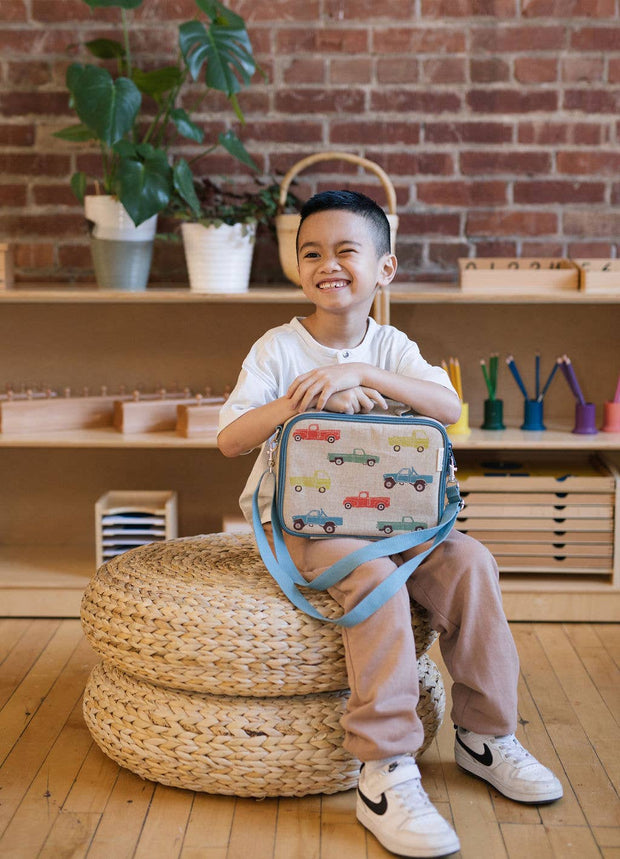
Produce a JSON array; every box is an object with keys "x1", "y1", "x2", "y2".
[
  {"x1": 404, "y1": 529, "x2": 520, "y2": 736},
  {"x1": 268, "y1": 526, "x2": 426, "y2": 762}
]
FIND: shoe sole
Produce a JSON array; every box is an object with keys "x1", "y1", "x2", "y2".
[
  {"x1": 356, "y1": 797, "x2": 461, "y2": 858},
  {"x1": 455, "y1": 752, "x2": 563, "y2": 804}
]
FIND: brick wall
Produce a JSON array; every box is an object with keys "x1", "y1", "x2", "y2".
[{"x1": 1, "y1": 0, "x2": 618, "y2": 284}]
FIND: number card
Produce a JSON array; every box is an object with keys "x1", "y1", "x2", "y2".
[
  {"x1": 458, "y1": 258, "x2": 579, "y2": 294},
  {"x1": 573, "y1": 259, "x2": 620, "y2": 294}
]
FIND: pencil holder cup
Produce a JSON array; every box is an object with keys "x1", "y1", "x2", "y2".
[
  {"x1": 481, "y1": 398, "x2": 505, "y2": 431},
  {"x1": 447, "y1": 402, "x2": 470, "y2": 437},
  {"x1": 521, "y1": 399, "x2": 545, "y2": 431},
  {"x1": 573, "y1": 402, "x2": 597, "y2": 435},
  {"x1": 601, "y1": 401, "x2": 620, "y2": 433}
]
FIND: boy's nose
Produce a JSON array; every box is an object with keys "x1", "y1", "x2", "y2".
[{"x1": 321, "y1": 255, "x2": 342, "y2": 272}]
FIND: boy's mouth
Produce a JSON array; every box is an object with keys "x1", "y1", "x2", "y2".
[{"x1": 316, "y1": 279, "x2": 350, "y2": 290}]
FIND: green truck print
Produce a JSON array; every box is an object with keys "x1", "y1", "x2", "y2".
[
  {"x1": 376, "y1": 515, "x2": 428, "y2": 534},
  {"x1": 327, "y1": 448, "x2": 380, "y2": 467}
]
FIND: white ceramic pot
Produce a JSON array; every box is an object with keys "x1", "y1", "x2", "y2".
[
  {"x1": 84, "y1": 195, "x2": 158, "y2": 291},
  {"x1": 275, "y1": 212, "x2": 399, "y2": 287},
  {"x1": 181, "y1": 221, "x2": 256, "y2": 293}
]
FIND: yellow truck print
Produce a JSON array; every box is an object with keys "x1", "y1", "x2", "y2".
[{"x1": 289, "y1": 470, "x2": 331, "y2": 493}]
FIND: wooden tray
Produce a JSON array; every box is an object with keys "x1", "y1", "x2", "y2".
[
  {"x1": 458, "y1": 258, "x2": 578, "y2": 293},
  {"x1": 0, "y1": 394, "x2": 121, "y2": 433},
  {"x1": 573, "y1": 259, "x2": 620, "y2": 293},
  {"x1": 176, "y1": 400, "x2": 224, "y2": 437}
]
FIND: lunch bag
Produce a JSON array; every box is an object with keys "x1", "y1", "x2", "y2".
[{"x1": 253, "y1": 408, "x2": 462, "y2": 627}]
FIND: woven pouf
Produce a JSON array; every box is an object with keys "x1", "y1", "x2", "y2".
[
  {"x1": 81, "y1": 532, "x2": 446, "y2": 797},
  {"x1": 83, "y1": 654, "x2": 445, "y2": 797}
]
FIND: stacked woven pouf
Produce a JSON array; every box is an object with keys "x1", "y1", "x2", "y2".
[{"x1": 80, "y1": 532, "x2": 445, "y2": 797}]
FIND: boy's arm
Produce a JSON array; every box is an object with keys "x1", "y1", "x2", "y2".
[
  {"x1": 288, "y1": 362, "x2": 461, "y2": 425},
  {"x1": 217, "y1": 395, "x2": 298, "y2": 458}
]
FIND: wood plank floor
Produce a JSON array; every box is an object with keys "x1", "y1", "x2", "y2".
[{"x1": 1, "y1": 619, "x2": 618, "y2": 859}]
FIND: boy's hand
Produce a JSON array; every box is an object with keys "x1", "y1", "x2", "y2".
[
  {"x1": 288, "y1": 363, "x2": 370, "y2": 412},
  {"x1": 323, "y1": 387, "x2": 387, "y2": 414}
]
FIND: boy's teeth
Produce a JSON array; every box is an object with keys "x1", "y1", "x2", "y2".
[{"x1": 319, "y1": 280, "x2": 347, "y2": 289}]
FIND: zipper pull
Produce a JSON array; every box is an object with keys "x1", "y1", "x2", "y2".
[
  {"x1": 448, "y1": 450, "x2": 457, "y2": 483},
  {"x1": 267, "y1": 425, "x2": 282, "y2": 472}
]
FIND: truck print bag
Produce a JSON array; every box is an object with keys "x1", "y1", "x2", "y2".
[{"x1": 252, "y1": 407, "x2": 462, "y2": 627}]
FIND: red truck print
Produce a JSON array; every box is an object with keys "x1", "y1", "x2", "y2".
[
  {"x1": 292, "y1": 423, "x2": 341, "y2": 443},
  {"x1": 342, "y1": 491, "x2": 390, "y2": 511}
]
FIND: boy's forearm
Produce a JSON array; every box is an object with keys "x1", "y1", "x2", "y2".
[
  {"x1": 217, "y1": 396, "x2": 298, "y2": 458},
  {"x1": 361, "y1": 366, "x2": 462, "y2": 425}
]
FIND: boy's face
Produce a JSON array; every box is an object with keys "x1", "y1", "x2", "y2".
[{"x1": 296, "y1": 209, "x2": 397, "y2": 313}]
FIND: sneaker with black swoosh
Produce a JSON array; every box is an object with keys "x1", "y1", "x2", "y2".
[
  {"x1": 454, "y1": 726, "x2": 563, "y2": 804},
  {"x1": 356, "y1": 753, "x2": 460, "y2": 858}
]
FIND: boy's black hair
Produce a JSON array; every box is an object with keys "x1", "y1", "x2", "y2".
[{"x1": 296, "y1": 189, "x2": 391, "y2": 257}]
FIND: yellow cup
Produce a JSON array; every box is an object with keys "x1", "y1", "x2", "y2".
[{"x1": 447, "y1": 402, "x2": 471, "y2": 437}]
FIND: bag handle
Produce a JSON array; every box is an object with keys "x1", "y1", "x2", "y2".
[{"x1": 252, "y1": 471, "x2": 461, "y2": 627}]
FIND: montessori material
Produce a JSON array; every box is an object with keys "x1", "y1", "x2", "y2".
[
  {"x1": 253, "y1": 408, "x2": 461, "y2": 626},
  {"x1": 480, "y1": 353, "x2": 505, "y2": 430},
  {"x1": 459, "y1": 258, "x2": 578, "y2": 293},
  {"x1": 95, "y1": 490, "x2": 177, "y2": 568},
  {"x1": 505, "y1": 354, "x2": 561, "y2": 431},
  {"x1": 443, "y1": 357, "x2": 471, "y2": 436},
  {"x1": 558, "y1": 354, "x2": 597, "y2": 435}
]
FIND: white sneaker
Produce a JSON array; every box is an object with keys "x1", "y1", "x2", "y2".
[
  {"x1": 454, "y1": 726, "x2": 563, "y2": 804},
  {"x1": 356, "y1": 754, "x2": 460, "y2": 858}
]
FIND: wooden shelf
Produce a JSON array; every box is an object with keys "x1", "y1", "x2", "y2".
[
  {"x1": 1, "y1": 424, "x2": 618, "y2": 450},
  {"x1": 388, "y1": 283, "x2": 620, "y2": 304}
]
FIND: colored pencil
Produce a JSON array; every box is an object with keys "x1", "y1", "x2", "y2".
[
  {"x1": 614, "y1": 372, "x2": 620, "y2": 403},
  {"x1": 560, "y1": 355, "x2": 586, "y2": 405},
  {"x1": 480, "y1": 359, "x2": 494, "y2": 400},
  {"x1": 505, "y1": 355, "x2": 529, "y2": 399},
  {"x1": 537, "y1": 358, "x2": 561, "y2": 402},
  {"x1": 535, "y1": 352, "x2": 540, "y2": 400},
  {"x1": 490, "y1": 353, "x2": 498, "y2": 395}
]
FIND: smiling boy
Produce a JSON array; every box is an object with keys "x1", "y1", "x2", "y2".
[{"x1": 218, "y1": 190, "x2": 562, "y2": 858}]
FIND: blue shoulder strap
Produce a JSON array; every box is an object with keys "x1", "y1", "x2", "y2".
[{"x1": 252, "y1": 470, "x2": 461, "y2": 627}]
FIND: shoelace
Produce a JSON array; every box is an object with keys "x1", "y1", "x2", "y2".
[{"x1": 493, "y1": 734, "x2": 533, "y2": 766}]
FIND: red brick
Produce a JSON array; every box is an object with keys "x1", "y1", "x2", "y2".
[
  {"x1": 242, "y1": 121, "x2": 322, "y2": 144},
  {"x1": 561, "y1": 57, "x2": 605, "y2": 83},
  {"x1": 612, "y1": 183, "x2": 620, "y2": 205},
  {"x1": 368, "y1": 152, "x2": 455, "y2": 176},
  {"x1": 0, "y1": 184, "x2": 27, "y2": 207},
  {"x1": 0, "y1": 213, "x2": 85, "y2": 237},
  {"x1": 237, "y1": 0, "x2": 321, "y2": 21},
  {"x1": 568, "y1": 241, "x2": 614, "y2": 257},
  {"x1": 0, "y1": 1, "x2": 27, "y2": 22},
  {"x1": 609, "y1": 59, "x2": 620, "y2": 83},
  {"x1": 7, "y1": 61, "x2": 53, "y2": 87},
  {"x1": 32, "y1": 0, "x2": 117, "y2": 22},
  {"x1": 514, "y1": 181, "x2": 605, "y2": 204},
  {"x1": 523, "y1": 0, "x2": 615, "y2": 13},
  {"x1": 425, "y1": 122, "x2": 512, "y2": 144},
  {"x1": 282, "y1": 58, "x2": 326, "y2": 85},
  {"x1": 518, "y1": 121, "x2": 607, "y2": 145},
  {"x1": 275, "y1": 89, "x2": 365, "y2": 114},
  {"x1": 428, "y1": 242, "x2": 471, "y2": 268},
  {"x1": 564, "y1": 210, "x2": 620, "y2": 237},
  {"x1": 331, "y1": 58, "x2": 373, "y2": 84},
  {"x1": 421, "y1": 0, "x2": 516, "y2": 15},
  {"x1": 371, "y1": 91, "x2": 461, "y2": 113},
  {"x1": 514, "y1": 58, "x2": 558, "y2": 83},
  {"x1": 373, "y1": 28, "x2": 466, "y2": 53},
  {"x1": 520, "y1": 241, "x2": 564, "y2": 256},
  {"x1": 467, "y1": 89, "x2": 558, "y2": 113},
  {"x1": 563, "y1": 89, "x2": 620, "y2": 113},
  {"x1": 392, "y1": 243, "x2": 424, "y2": 273},
  {"x1": 470, "y1": 58, "x2": 511, "y2": 83},
  {"x1": 398, "y1": 213, "x2": 460, "y2": 236},
  {"x1": 0, "y1": 28, "x2": 77, "y2": 54},
  {"x1": 422, "y1": 58, "x2": 466, "y2": 84},
  {"x1": 473, "y1": 240, "x2": 517, "y2": 257},
  {"x1": 556, "y1": 151, "x2": 620, "y2": 175},
  {"x1": 0, "y1": 153, "x2": 71, "y2": 177},
  {"x1": 0, "y1": 124, "x2": 36, "y2": 146},
  {"x1": 276, "y1": 28, "x2": 368, "y2": 54},
  {"x1": 14, "y1": 242, "x2": 56, "y2": 268},
  {"x1": 324, "y1": 0, "x2": 414, "y2": 17},
  {"x1": 376, "y1": 58, "x2": 419, "y2": 85},
  {"x1": 417, "y1": 181, "x2": 507, "y2": 207},
  {"x1": 467, "y1": 211, "x2": 558, "y2": 236},
  {"x1": 471, "y1": 26, "x2": 565, "y2": 52},
  {"x1": 331, "y1": 122, "x2": 421, "y2": 146},
  {"x1": 0, "y1": 91, "x2": 70, "y2": 117},
  {"x1": 460, "y1": 150, "x2": 551, "y2": 174},
  {"x1": 32, "y1": 184, "x2": 81, "y2": 206},
  {"x1": 571, "y1": 27, "x2": 620, "y2": 51}
]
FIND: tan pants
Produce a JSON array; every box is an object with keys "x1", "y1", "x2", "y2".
[{"x1": 265, "y1": 526, "x2": 519, "y2": 762}]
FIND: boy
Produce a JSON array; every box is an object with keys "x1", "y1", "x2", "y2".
[{"x1": 218, "y1": 190, "x2": 562, "y2": 858}]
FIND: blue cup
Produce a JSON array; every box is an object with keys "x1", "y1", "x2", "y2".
[{"x1": 521, "y1": 399, "x2": 545, "y2": 431}]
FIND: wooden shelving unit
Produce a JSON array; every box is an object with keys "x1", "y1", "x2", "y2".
[{"x1": 1, "y1": 284, "x2": 618, "y2": 620}]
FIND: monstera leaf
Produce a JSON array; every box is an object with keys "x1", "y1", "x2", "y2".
[
  {"x1": 66, "y1": 64, "x2": 140, "y2": 146},
  {"x1": 114, "y1": 142, "x2": 172, "y2": 225}
]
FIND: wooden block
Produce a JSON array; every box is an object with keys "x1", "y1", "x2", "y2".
[
  {"x1": 462, "y1": 529, "x2": 613, "y2": 545},
  {"x1": 0, "y1": 395, "x2": 119, "y2": 433},
  {"x1": 0, "y1": 243, "x2": 14, "y2": 289},
  {"x1": 456, "y1": 516, "x2": 613, "y2": 532},
  {"x1": 459, "y1": 257, "x2": 578, "y2": 293},
  {"x1": 176, "y1": 399, "x2": 224, "y2": 437},
  {"x1": 457, "y1": 457, "x2": 615, "y2": 492},
  {"x1": 459, "y1": 502, "x2": 613, "y2": 518},
  {"x1": 114, "y1": 397, "x2": 196, "y2": 433},
  {"x1": 495, "y1": 555, "x2": 612, "y2": 573},
  {"x1": 573, "y1": 259, "x2": 620, "y2": 293},
  {"x1": 95, "y1": 490, "x2": 178, "y2": 568}
]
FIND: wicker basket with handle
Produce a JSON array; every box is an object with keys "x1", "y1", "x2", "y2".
[{"x1": 275, "y1": 151, "x2": 399, "y2": 286}]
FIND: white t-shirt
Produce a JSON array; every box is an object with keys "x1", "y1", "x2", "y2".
[{"x1": 218, "y1": 316, "x2": 456, "y2": 525}]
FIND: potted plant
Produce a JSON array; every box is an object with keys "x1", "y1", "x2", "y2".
[
  {"x1": 174, "y1": 177, "x2": 301, "y2": 293},
  {"x1": 54, "y1": 0, "x2": 260, "y2": 290}
]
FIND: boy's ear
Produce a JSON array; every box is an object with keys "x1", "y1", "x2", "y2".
[{"x1": 378, "y1": 252, "x2": 398, "y2": 286}]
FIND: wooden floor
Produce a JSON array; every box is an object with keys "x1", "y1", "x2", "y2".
[{"x1": 0, "y1": 620, "x2": 618, "y2": 859}]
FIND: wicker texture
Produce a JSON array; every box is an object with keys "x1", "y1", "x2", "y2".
[
  {"x1": 83, "y1": 654, "x2": 445, "y2": 797},
  {"x1": 81, "y1": 533, "x2": 437, "y2": 697}
]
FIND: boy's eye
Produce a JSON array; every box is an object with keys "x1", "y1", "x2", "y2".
[{"x1": 302, "y1": 251, "x2": 320, "y2": 259}]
